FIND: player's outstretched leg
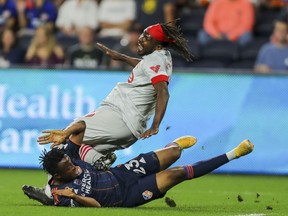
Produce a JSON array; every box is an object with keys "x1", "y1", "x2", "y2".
[
  {"x1": 191, "y1": 139, "x2": 254, "y2": 179},
  {"x1": 156, "y1": 139, "x2": 254, "y2": 193},
  {"x1": 22, "y1": 185, "x2": 54, "y2": 206}
]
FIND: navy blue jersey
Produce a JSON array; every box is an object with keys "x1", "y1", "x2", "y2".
[
  {"x1": 50, "y1": 140, "x2": 123, "y2": 207},
  {"x1": 50, "y1": 141, "x2": 164, "y2": 207},
  {"x1": 59, "y1": 140, "x2": 81, "y2": 160},
  {"x1": 50, "y1": 159, "x2": 123, "y2": 207}
]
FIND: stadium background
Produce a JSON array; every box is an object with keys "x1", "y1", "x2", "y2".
[{"x1": 1, "y1": 68, "x2": 287, "y2": 175}]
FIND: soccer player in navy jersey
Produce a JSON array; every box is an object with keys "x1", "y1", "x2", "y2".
[{"x1": 36, "y1": 121, "x2": 254, "y2": 207}]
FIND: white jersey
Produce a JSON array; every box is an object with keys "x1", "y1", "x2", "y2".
[{"x1": 102, "y1": 49, "x2": 172, "y2": 138}]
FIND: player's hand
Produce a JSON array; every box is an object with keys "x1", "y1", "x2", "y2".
[
  {"x1": 140, "y1": 127, "x2": 159, "y2": 139},
  {"x1": 96, "y1": 42, "x2": 123, "y2": 60},
  {"x1": 52, "y1": 189, "x2": 75, "y2": 198},
  {"x1": 37, "y1": 130, "x2": 68, "y2": 148}
]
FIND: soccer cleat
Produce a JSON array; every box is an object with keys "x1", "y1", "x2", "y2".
[
  {"x1": 22, "y1": 185, "x2": 54, "y2": 206},
  {"x1": 173, "y1": 136, "x2": 197, "y2": 149},
  {"x1": 234, "y1": 139, "x2": 254, "y2": 158},
  {"x1": 93, "y1": 152, "x2": 117, "y2": 171}
]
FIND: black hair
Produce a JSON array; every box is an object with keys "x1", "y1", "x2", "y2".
[
  {"x1": 39, "y1": 148, "x2": 65, "y2": 175},
  {"x1": 160, "y1": 19, "x2": 196, "y2": 62}
]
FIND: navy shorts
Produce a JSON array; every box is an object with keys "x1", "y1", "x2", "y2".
[{"x1": 111, "y1": 151, "x2": 166, "y2": 207}]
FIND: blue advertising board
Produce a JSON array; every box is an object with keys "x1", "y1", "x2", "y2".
[{"x1": 0, "y1": 68, "x2": 287, "y2": 175}]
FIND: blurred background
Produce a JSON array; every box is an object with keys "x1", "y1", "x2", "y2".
[{"x1": 0, "y1": 0, "x2": 288, "y2": 175}]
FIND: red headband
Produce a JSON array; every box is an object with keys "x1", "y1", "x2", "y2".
[{"x1": 146, "y1": 24, "x2": 175, "y2": 43}]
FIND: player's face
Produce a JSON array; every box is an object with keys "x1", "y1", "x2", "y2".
[
  {"x1": 55, "y1": 155, "x2": 82, "y2": 182},
  {"x1": 137, "y1": 30, "x2": 159, "y2": 56}
]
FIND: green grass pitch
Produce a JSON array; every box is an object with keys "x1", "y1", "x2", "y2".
[{"x1": 1, "y1": 169, "x2": 287, "y2": 216}]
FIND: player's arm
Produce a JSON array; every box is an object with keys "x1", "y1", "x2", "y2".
[
  {"x1": 140, "y1": 81, "x2": 169, "y2": 139},
  {"x1": 37, "y1": 121, "x2": 86, "y2": 148},
  {"x1": 53, "y1": 189, "x2": 101, "y2": 207},
  {"x1": 96, "y1": 42, "x2": 141, "y2": 67}
]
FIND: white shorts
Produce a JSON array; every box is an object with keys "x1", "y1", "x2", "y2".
[{"x1": 73, "y1": 105, "x2": 138, "y2": 154}]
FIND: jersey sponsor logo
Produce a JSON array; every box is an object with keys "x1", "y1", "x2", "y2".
[
  {"x1": 142, "y1": 190, "x2": 153, "y2": 200},
  {"x1": 81, "y1": 169, "x2": 92, "y2": 194},
  {"x1": 150, "y1": 65, "x2": 160, "y2": 73},
  {"x1": 128, "y1": 71, "x2": 134, "y2": 83}
]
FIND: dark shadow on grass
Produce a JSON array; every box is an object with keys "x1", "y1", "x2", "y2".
[
  {"x1": 15, "y1": 204, "x2": 203, "y2": 212},
  {"x1": 133, "y1": 206, "x2": 203, "y2": 212},
  {"x1": 15, "y1": 203, "x2": 45, "y2": 207}
]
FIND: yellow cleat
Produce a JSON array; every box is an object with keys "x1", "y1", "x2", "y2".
[
  {"x1": 234, "y1": 139, "x2": 254, "y2": 158},
  {"x1": 173, "y1": 136, "x2": 197, "y2": 149}
]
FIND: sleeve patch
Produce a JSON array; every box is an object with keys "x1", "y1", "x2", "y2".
[{"x1": 150, "y1": 65, "x2": 160, "y2": 73}]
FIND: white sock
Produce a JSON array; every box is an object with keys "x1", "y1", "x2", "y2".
[
  {"x1": 44, "y1": 174, "x2": 53, "y2": 198},
  {"x1": 226, "y1": 149, "x2": 236, "y2": 161},
  {"x1": 79, "y1": 144, "x2": 104, "y2": 164},
  {"x1": 44, "y1": 184, "x2": 53, "y2": 199}
]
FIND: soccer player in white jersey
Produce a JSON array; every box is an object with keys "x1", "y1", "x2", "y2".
[
  {"x1": 22, "y1": 20, "x2": 195, "y2": 205},
  {"x1": 37, "y1": 20, "x2": 195, "y2": 165}
]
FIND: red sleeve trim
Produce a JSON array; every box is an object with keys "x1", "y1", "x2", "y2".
[{"x1": 151, "y1": 75, "x2": 169, "y2": 85}]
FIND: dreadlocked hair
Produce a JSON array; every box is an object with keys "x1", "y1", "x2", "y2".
[
  {"x1": 39, "y1": 148, "x2": 65, "y2": 175},
  {"x1": 160, "y1": 19, "x2": 196, "y2": 62}
]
